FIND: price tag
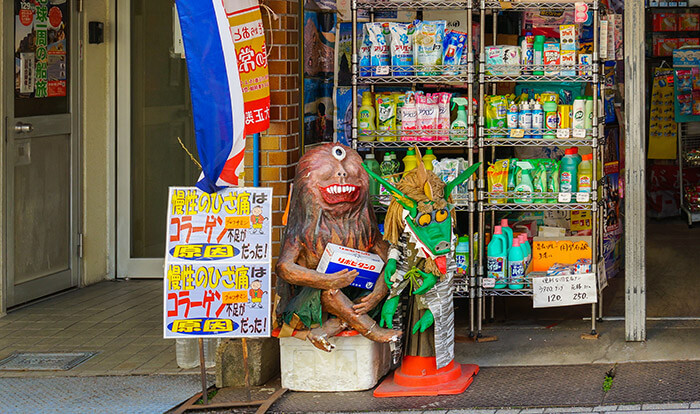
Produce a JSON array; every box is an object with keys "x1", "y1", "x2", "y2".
[
  {"x1": 510, "y1": 128, "x2": 525, "y2": 138},
  {"x1": 573, "y1": 128, "x2": 587, "y2": 138},
  {"x1": 576, "y1": 192, "x2": 590, "y2": 203},
  {"x1": 558, "y1": 192, "x2": 572, "y2": 203},
  {"x1": 482, "y1": 278, "x2": 496, "y2": 289},
  {"x1": 533, "y1": 273, "x2": 597, "y2": 308},
  {"x1": 557, "y1": 129, "x2": 570, "y2": 139},
  {"x1": 375, "y1": 66, "x2": 390, "y2": 76}
]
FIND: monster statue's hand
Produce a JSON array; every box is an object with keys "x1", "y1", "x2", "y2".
[
  {"x1": 327, "y1": 269, "x2": 359, "y2": 289},
  {"x1": 384, "y1": 258, "x2": 397, "y2": 289},
  {"x1": 412, "y1": 270, "x2": 437, "y2": 296},
  {"x1": 412, "y1": 309, "x2": 434, "y2": 334},
  {"x1": 380, "y1": 295, "x2": 400, "y2": 329}
]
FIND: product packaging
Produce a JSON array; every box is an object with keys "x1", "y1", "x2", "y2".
[
  {"x1": 442, "y1": 30, "x2": 468, "y2": 74},
  {"x1": 416, "y1": 93, "x2": 439, "y2": 140},
  {"x1": 653, "y1": 13, "x2": 678, "y2": 31},
  {"x1": 485, "y1": 45, "x2": 521, "y2": 76},
  {"x1": 543, "y1": 42, "x2": 560, "y2": 76},
  {"x1": 413, "y1": 20, "x2": 447, "y2": 76},
  {"x1": 599, "y1": 20, "x2": 609, "y2": 60},
  {"x1": 679, "y1": 13, "x2": 700, "y2": 31},
  {"x1": 435, "y1": 92, "x2": 453, "y2": 140},
  {"x1": 360, "y1": 25, "x2": 372, "y2": 76},
  {"x1": 654, "y1": 37, "x2": 679, "y2": 57},
  {"x1": 578, "y1": 54, "x2": 593, "y2": 76},
  {"x1": 559, "y1": 24, "x2": 578, "y2": 51},
  {"x1": 366, "y1": 22, "x2": 390, "y2": 76},
  {"x1": 400, "y1": 91, "x2": 418, "y2": 141},
  {"x1": 487, "y1": 159, "x2": 510, "y2": 204},
  {"x1": 389, "y1": 22, "x2": 415, "y2": 76},
  {"x1": 316, "y1": 243, "x2": 384, "y2": 290},
  {"x1": 376, "y1": 93, "x2": 397, "y2": 141},
  {"x1": 394, "y1": 92, "x2": 407, "y2": 133},
  {"x1": 560, "y1": 50, "x2": 577, "y2": 76},
  {"x1": 485, "y1": 95, "x2": 508, "y2": 130}
]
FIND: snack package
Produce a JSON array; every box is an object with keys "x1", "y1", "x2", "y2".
[
  {"x1": 679, "y1": 93, "x2": 693, "y2": 116},
  {"x1": 694, "y1": 67, "x2": 700, "y2": 90},
  {"x1": 574, "y1": 258, "x2": 592, "y2": 274},
  {"x1": 544, "y1": 42, "x2": 560, "y2": 76},
  {"x1": 389, "y1": 22, "x2": 414, "y2": 76},
  {"x1": 679, "y1": 13, "x2": 700, "y2": 31},
  {"x1": 400, "y1": 91, "x2": 418, "y2": 141},
  {"x1": 679, "y1": 37, "x2": 700, "y2": 48},
  {"x1": 654, "y1": 37, "x2": 679, "y2": 57},
  {"x1": 487, "y1": 159, "x2": 510, "y2": 204},
  {"x1": 413, "y1": 20, "x2": 446, "y2": 76},
  {"x1": 376, "y1": 93, "x2": 397, "y2": 140},
  {"x1": 442, "y1": 30, "x2": 468, "y2": 75},
  {"x1": 360, "y1": 25, "x2": 372, "y2": 76},
  {"x1": 366, "y1": 22, "x2": 390, "y2": 76},
  {"x1": 416, "y1": 93, "x2": 439, "y2": 141},
  {"x1": 678, "y1": 69, "x2": 693, "y2": 93},
  {"x1": 485, "y1": 45, "x2": 521, "y2": 76},
  {"x1": 653, "y1": 13, "x2": 678, "y2": 31},
  {"x1": 435, "y1": 92, "x2": 453, "y2": 140}
]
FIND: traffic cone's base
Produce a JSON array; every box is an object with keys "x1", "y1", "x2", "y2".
[{"x1": 373, "y1": 361, "x2": 479, "y2": 398}]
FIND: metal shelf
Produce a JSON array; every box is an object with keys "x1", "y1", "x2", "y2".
[
  {"x1": 357, "y1": 128, "x2": 472, "y2": 142},
  {"x1": 482, "y1": 287, "x2": 533, "y2": 297},
  {"x1": 357, "y1": 0, "x2": 473, "y2": 9},
  {"x1": 481, "y1": 195, "x2": 595, "y2": 211},
  {"x1": 356, "y1": 140, "x2": 472, "y2": 149},
  {"x1": 357, "y1": 65, "x2": 470, "y2": 84},
  {"x1": 483, "y1": 71, "x2": 594, "y2": 83},
  {"x1": 372, "y1": 195, "x2": 474, "y2": 211},
  {"x1": 481, "y1": 129, "x2": 596, "y2": 147},
  {"x1": 483, "y1": 0, "x2": 597, "y2": 10}
]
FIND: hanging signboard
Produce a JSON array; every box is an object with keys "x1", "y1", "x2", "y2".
[
  {"x1": 164, "y1": 186, "x2": 273, "y2": 338},
  {"x1": 532, "y1": 273, "x2": 597, "y2": 308}
]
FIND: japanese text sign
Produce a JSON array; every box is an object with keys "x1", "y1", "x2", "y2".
[
  {"x1": 164, "y1": 187, "x2": 272, "y2": 338},
  {"x1": 531, "y1": 237, "x2": 592, "y2": 272},
  {"x1": 532, "y1": 273, "x2": 597, "y2": 308}
]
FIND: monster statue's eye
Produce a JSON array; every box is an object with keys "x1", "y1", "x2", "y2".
[
  {"x1": 435, "y1": 209, "x2": 449, "y2": 223},
  {"x1": 331, "y1": 146, "x2": 346, "y2": 161},
  {"x1": 417, "y1": 213, "x2": 432, "y2": 227}
]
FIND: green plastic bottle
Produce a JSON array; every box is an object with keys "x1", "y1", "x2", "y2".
[
  {"x1": 533, "y1": 35, "x2": 546, "y2": 75},
  {"x1": 456, "y1": 236, "x2": 470, "y2": 276},
  {"x1": 358, "y1": 92, "x2": 376, "y2": 141},
  {"x1": 402, "y1": 149, "x2": 417, "y2": 177},
  {"x1": 577, "y1": 152, "x2": 593, "y2": 196},
  {"x1": 423, "y1": 148, "x2": 437, "y2": 171},
  {"x1": 543, "y1": 101, "x2": 558, "y2": 139},
  {"x1": 364, "y1": 153, "x2": 381, "y2": 198},
  {"x1": 560, "y1": 148, "x2": 579, "y2": 194},
  {"x1": 451, "y1": 97, "x2": 469, "y2": 140}
]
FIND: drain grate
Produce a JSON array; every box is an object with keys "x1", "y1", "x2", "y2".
[{"x1": 0, "y1": 352, "x2": 98, "y2": 371}]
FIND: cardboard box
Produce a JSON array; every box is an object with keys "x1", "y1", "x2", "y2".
[
  {"x1": 653, "y1": 13, "x2": 678, "y2": 31},
  {"x1": 560, "y1": 50, "x2": 577, "y2": 76},
  {"x1": 679, "y1": 13, "x2": 700, "y2": 31},
  {"x1": 559, "y1": 25, "x2": 578, "y2": 51},
  {"x1": 544, "y1": 42, "x2": 560, "y2": 76},
  {"x1": 654, "y1": 37, "x2": 680, "y2": 57},
  {"x1": 316, "y1": 243, "x2": 384, "y2": 290},
  {"x1": 679, "y1": 37, "x2": 700, "y2": 48},
  {"x1": 579, "y1": 53, "x2": 593, "y2": 76}
]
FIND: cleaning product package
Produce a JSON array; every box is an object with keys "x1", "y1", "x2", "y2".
[
  {"x1": 450, "y1": 97, "x2": 469, "y2": 140},
  {"x1": 389, "y1": 22, "x2": 414, "y2": 76},
  {"x1": 435, "y1": 92, "x2": 453, "y2": 140},
  {"x1": 485, "y1": 95, "x2": 508, "y2": 129},
  {"x1": 393, "y1": 92, "x2": 407, "y2": 133},
  {"x1": 547, "y1": 162, "x2": 560, "y2": 202},
  {"x1": 543, "y1": 42, "x2": 560, "y2": 76},
  {"x1": 442, "y1": 30, "x2": 468, "y2": 74},
  {"x1": 485, "y1": 45, "x2": 521, "y2": 76},
  {"x1": 532, "y1": 163, "x2": 548, "y2": 203},
  {"x1": 487, "y1": 159, "x2": 510, "y2": 204},
  {"x1": 366, "y1": 22, "x2": 390, "y2": 76},
  {"x1": 400, "y1": 91, "x2": 418, "y2": 141},
  {"x1": 514, "y1": 160, "x2": 535, "y2": 203},
  {"x1": 376, "y1": 93, "x2": 397, "y2": 141},
  {"x1": 413, "y1": 20, "x2": 446, "y2": 76},
  {"x1": 360, "y1": 25, "x2": 372, "y2": 76},
  {"x1": 416, "y1": 93, "x2": 439, "y2": 141},
  {"x1": 560, "y1": 50, "x2": 577, "y2": 76}
]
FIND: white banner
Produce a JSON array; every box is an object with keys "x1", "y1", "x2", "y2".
[{"x1": 532, "y1": 273, "x2": 597, "y2": 308}]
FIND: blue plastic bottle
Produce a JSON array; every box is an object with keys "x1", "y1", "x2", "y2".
[
  {"x1": 487, "y1": 226, "x2": 508, "y2": 289},
  {"x1": 455, "y1": 236, "x2": 470, "y2": 277},
  {"x1": 560, "y1": 148, "x2": 579, "y2": 194},
  {"x1": 508, "y1": 239, "x2": 526, "y2": 290},
  {"x1": 500, "y1": 219, "x2": 514, "y2": 253}
]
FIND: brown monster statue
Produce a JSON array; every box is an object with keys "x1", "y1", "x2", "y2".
[{"x1": 275, "y1": 143, "x2": 401, "y2": 351}]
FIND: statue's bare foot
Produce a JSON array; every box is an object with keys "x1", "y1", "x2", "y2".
[
  {"x1": 307, "y1": 332, "x2": 335, "y2": 352},
  {"x1": 364, "y1": 324, "x2": 403, "y2": 343}
]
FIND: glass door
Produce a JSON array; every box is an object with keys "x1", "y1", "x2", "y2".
[
  {"x1": 117, "y1": 0, "x2": 199, "y2": 277},
  {"x1": 3, "y1": 0, "x2": 79, "y2": 306}
]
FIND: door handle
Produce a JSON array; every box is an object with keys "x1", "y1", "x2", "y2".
[{"x1": 14, "y1": 122, "x2": 33, "y2": 133}]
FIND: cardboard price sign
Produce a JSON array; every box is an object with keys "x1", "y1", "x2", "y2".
[
  {"x1": 532, "y1": 237, "x2": 592, "y2": 272},
  {"x1": 533, "y1": 273, "x2": 597, "y2": 308}
]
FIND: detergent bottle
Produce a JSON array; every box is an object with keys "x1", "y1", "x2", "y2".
[
  {"x1": 423, "y1": 148, "x2": 437, "y2": 171},
  {"x1": 518, "y1": 233, "x2": 531, "y2": 269},
  {"x1": 514, "y1": 160, "x2": 535, "y2": 203},
  {"x1": 358, "y1": 91, "x2": 376, "y2": 141},
  {"x1": 455, "y1": 235, "x2": 470, "y2": 277},
  {"x1": 451, "y1": 97, "x2": 469, "y2": 140},
  {"x1": 487, "y1": 226, "x2": 508, "y2": 289},
  {"x1": 402, "y1": 149, "x2": 417, "y2": 176},
  {"x1": 364, "y1": 153, "x2": 381, "y2": 198},
  {"x1": 560, "y1": 148, "x2": 579, "y2": 194},
  {"x1": 499, "y1": 219, "x2": 514, "y2": 254},
  {"x1": 571, "y1": 146, "x2": 582, "y2": 164},
  {"x1": 508, "y1": 238, "x2": 526, "y2": 290},
  {"x1": 531, "y1": 101, "x2": 544, "y2": 139},
  {"x1": 577, "y1": 152, "x2": 593, "y2": 196}
]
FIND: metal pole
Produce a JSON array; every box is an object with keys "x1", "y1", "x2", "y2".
[
  {"x1": 242, "y1": 338, "x2": 251, "y2": 401},
  {"x1": 253, "y1": 133, "x2": 261, "y2": 186},
  {"x1": 467, "y1": 0, "x2": 475, "y2": 337},
  {"x1": 198, "y1": 338, "x2": 208, "y2": 405},
  {"x1": 624, "y1": 0, "x2": 646, "y2": 341}
]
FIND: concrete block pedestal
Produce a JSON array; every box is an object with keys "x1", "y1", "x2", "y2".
[{"x1": 216, "y1": 338, "x2": 280, "y2": 388}]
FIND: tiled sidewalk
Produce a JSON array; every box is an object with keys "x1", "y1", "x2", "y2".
[{"x1": 0, "y1": 279, "x2": 199, "y2": 377}]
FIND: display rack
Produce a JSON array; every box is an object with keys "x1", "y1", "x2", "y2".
[
  {"x1": 476, "y1": 0, "x2": 606, "y2": 338},
  {"x1": 350, "y1": 0, "x2": 479, "y2": 331},
  {"x1": 678, "y1": 122, "x2": 700, "y2": 227}
]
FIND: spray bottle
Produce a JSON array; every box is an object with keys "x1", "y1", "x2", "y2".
[
  {"x1": 450, "y1": 97, "x2": 469, "y2": 140},
  {"x1": 514, "y1": 160, "x2": 535, "y2": 203}
]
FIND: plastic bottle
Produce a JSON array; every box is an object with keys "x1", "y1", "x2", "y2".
[
  {"x1": 455, "y1": 235, "x2": 470, "y2": 277},
  {"x1": 543, "y1": 101, "x2": 558, "y2": 139},
  {"x1": 423, "y1": 148, "x2": 437, "y2": 171},
  {"x1": 571, "y1": 146, "x2": 582, "y2": 165},
  {"x1": 514, "y1": 160, "x2": 535, "y2": 203},
  {"x1": 584, "y1": 96, "x2": 594, "y2": 131},
  {"x1": 521, "y1": 32, "x2": 534, "y2": 74},
  {"x1": 508, "y1": 239, "x2": 526, "y2": 290},
  {"x1": 577, "y1": 152, "x2": 593, "y2": 196},
  {"x1": 176, "y1": 338, "x2": 218, "y2": 369},
  {"x1": 389, "y1": 152, "x2": 401, "y2": 176},
  {"x1": 572, "y1": 96, "x2": 586, "y2": 130},
  {"x1": 402, "y1": 149, "x2": 417, "y2": 176},
  {"x1": 487, "y1": 226, "x2": 508, "y2": 289},
  {"x1": 533, "y1": 35, "x2": 546, "y2": 75},
  {"x1": 364, "y1": 153, "x2": 381, "y2": 198},
  {"x1": 451, "y1": 97, "x2": 469, "y2": 140},
  {"x1": 518, "y1": 233, "x2": 531, "y2": 268},
  {"x1": 358, "y1": 91, "x2": 376, "y2": 141},
  {"x1": 499, "y1": 218, "x2": 514, "y2": 253},
  {"x1": 518, "y1": 100, "x2": 532, "y2": 131},
  {"x1": 531, "y1": 101, "x2": 544, "y2": 139},
  {"x1": 560, "y1": 148, "x2": 579, "y2": 194},
  {"x1": 507, "y1": 101, "x2": 519, "y2": 130}
]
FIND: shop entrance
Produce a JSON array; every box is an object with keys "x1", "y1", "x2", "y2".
[
  {"x1": 116, "y1": 0, "x2": 199, "y2": 277},
  {"x1": 2, "y1": 0, "x2": 80, "y2": 307}
]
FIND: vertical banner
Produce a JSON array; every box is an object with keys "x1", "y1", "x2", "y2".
[
  {"x1": 225, "y1": 0, "x2": 271, "y2": 135},
  {"x1": 164, "y1": 187, "x2": 273, "y2": 338}
]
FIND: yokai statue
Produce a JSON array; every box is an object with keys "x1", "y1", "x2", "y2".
[
  {"x1": 275, "y1": 143, "x2": 401, "y2": 351},
  {"x1": 364, "y1": 148, "x2": 480, "y2": 396}
]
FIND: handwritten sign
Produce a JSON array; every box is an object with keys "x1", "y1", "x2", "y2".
[
  {"x1": 532, "y1": 237, "x2": 592, "y2": 272},
  {"x1": 164, "y1": 187, "x2": 272, "y2": 338},
  {"x1": 533, "y1": 273, "x2": 597, "y2": 308}
]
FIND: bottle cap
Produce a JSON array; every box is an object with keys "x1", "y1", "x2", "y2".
[
  {"x1": 426, "y1": 148, "x2": 434, "y2": 155},
  {"x1": 512, "y1": 239, "x2": 521, "y2": 247},
  {"x1": 500, "y1": 218, "x2": 509, "y2": 227},
  {"x1": 494, "y1": 226, "x2": 503, "y2": 235},
  {"x1": 582, "y1": 153, "x2": 593, "y2": 161},
  {"x1": 572, "y1": 147, "x2": 579, "y2": 154},
  {"x1": 406, "y1": 149, "x2": 415, "y2": 155},
  {"x1": 459, "y1": 236, "x2": 469, "y2": 243},
  {"x1": 586, "y1": 96, "x2": 593, "y2": 101},
  {"x1": 565, "y1": 148, "x2": 577, "y2": 155}
]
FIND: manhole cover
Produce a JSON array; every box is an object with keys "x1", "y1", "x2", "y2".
[{"x1": 0, "y1": 352, "x2": 98, "y2": 371}]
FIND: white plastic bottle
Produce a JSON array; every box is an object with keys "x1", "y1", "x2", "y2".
[{"x1": 531, "y1": 100, "x2": 543, "y2": 139}]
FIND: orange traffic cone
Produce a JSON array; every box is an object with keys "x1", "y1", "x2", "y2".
[{"x1": 374, "y1": 355, "x2": 478, "y2": 397}]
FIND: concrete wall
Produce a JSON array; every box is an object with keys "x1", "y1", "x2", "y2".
[{"x1": 81, "y1": 0, "x2": 114, "y2": 285}]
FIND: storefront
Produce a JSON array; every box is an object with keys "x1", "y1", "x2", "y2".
[{"x1": 0, "y1": 0, "x2": 688, "y2": 348}]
